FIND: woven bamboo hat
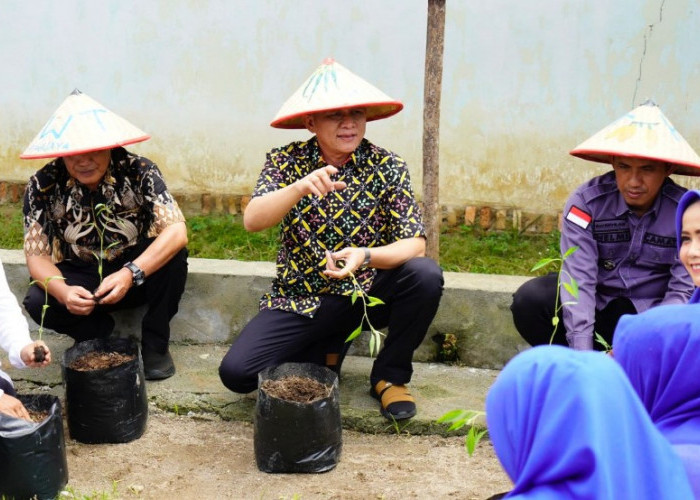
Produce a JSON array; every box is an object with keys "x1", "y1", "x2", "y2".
[
  {"x1": 270, "y1": 58, "x2": 403, "y2": 129},
  {"x1": 21, "y1": 89, "x2": 150, "y2": 159},
  {"x1": 569, "y1": 100, "x2": 700, "y2": 176}
]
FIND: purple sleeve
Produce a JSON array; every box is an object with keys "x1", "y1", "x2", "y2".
[{"x1": 561, "y1": 193, "x2": 598, "y2": 350}]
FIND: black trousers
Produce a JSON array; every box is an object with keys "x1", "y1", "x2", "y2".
[
  {"x1": 23, "y1": 241, "x2": 188, "y2": 354},
  {"x1": 219, "y1": 257, "x2": 444, "y2": 394},
  {"x1": 510, "y1": 272, "x2": 637, "y2": 349}
]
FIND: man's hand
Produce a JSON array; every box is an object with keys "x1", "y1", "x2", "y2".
[
  {"x1": 323, "y1": 248, "x2": 366, "y2": 280},
  {"x1": 63, "y1": 285, "x2": 98, "y2": 315},
  {"x1": 0, "y1": 393, "x2": 32, "y2": 421},
  {"x1": 94, "y1": 267, "x2": 132, "y2": 305},
  {"x1": 20, "y1": 341, "x2": 52, "y2": 367},
  {"x1": 297, "y1": 166, "x2": 347, "y2": 198}
]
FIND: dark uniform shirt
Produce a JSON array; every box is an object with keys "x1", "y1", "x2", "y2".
[
  {"x1": 561, "y1": 171, "x2": 692, "y2": 349},
  {"x1": 23, "y1": 147, "x2": 185, "y2": 264},
  {"x1": 253, "y1": 137, "x2": 425, "y2": 318}
]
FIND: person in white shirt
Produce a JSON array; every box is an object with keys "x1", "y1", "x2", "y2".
[{"x1": 0, "y1": 257, "x2": 51, "y2": 420}]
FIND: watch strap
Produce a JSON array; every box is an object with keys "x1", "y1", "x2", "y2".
[{"x1": 361, "y1": 247, "x2": 371, "y2": 267}]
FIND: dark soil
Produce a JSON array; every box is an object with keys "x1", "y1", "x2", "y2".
[
  {"x1": 69, "y1": 351, "x2": 135, "y2": 371},
  {"x1": 33, "y1": 345, "x2": 47, "y2": 363},
  {"x1": 260, "y1": 375, "x2": 332, "y2": 403},
  {"x1": 27, "y1": 409, "x2": 50, "y2": 423}
]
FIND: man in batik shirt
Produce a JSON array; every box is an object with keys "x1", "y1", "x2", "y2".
[
  {"x1": 219, "y1": 59, "x2": 444, "y2": 421},
  {"x1": 20, "y1": 90, "x2": 187, "y2": 380}
]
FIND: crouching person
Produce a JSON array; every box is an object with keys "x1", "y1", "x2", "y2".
[
  {"x1": 219, "y1": 59, "x2": 444, "y2": 421},
  {"x1": 20, "y1": 90, "x2": 188, "y2": 380}
]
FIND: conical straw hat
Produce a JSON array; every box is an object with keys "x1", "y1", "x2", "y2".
[
  {"x1": 21, "y1": 89, "x2": 150, "y2": 159},
  {"x1": 569, "y1": 100, "x2": 700, "y2": 176},
  {"x1": 270, "y1": 58, "x2": 403, "y2": 129}
]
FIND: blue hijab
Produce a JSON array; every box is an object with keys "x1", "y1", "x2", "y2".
[
  {"x1": 486, "y1": 345, "x2": 693, "y2": 499},
  {"x1": 615, "y1": 304, "x2": 700, "y2": 444},
  {"x1": 676, "y1": 189, "x2": 700, "y2": 303}
]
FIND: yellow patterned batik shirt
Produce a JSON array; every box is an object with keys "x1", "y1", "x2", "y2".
[{"x1": 254, "y1": 137, "x2": 425, "y2": 318}]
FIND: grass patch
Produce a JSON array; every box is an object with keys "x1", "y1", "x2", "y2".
[
  {"x1": 0, "y1": 204, "x2": 23, "y2": 249},
  {"x1": 0, "y1": 204, "x2": 560, "y2": 275},
  {"x1": 440, "y1": 225, "x2": 560, "y2": 275}
]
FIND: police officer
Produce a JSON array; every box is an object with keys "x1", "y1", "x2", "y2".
[{"x1": 511, "y1": 100, "x2": 700, "y2": 350}]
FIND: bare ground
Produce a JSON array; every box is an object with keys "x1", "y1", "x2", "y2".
[{"x1": 62, "y1": 406, "x2": 513, "y2": 500}]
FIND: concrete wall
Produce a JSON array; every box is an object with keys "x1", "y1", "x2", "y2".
[{"x1": 2, "y1": 0, "x2": 700, "y2": 214}]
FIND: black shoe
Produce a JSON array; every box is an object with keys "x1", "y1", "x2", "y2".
[{"x1": 142, "y1": 348, "x2": 176, "y2": 380}]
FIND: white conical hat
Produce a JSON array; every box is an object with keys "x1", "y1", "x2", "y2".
[
  {"x1": 21, "y1": 89, "x2": 150, "y2": 159},
  {"x1": 270, "y1": 58, "x2": 403, "y2": 129},
  {"x1": 570, "y1": 100, "x2": 700, "y2": 176}
]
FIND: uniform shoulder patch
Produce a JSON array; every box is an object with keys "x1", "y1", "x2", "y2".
[{"x1": 566, "y1": 206, "x2": 592, "y2": 229}]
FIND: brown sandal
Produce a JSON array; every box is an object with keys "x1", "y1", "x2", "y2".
[{"x1": 371, "y1": 380, "x2": 416, "y2": 420}]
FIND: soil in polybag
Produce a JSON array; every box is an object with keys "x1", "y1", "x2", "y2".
[
  {"x1": 255, "y1": 362, "x2": 342, "y2": 473},
  {"x1": 0, "y1": 394, "x2": 68, "y2": 500},
  {"x1": 62, "y1": 337, "x2": 147, "y2": 444}
]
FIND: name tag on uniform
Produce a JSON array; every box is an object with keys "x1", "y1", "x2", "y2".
[{"x1": 566, "y1": 206, "x2": 592, "y2": 229}]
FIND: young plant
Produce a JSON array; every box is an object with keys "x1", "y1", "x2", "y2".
[
  {"x1": 530, "y1": 246, "x2": 579, "y2": 344},
  {"x1": 91, "y1": 203, "x2": 120, "y2": 284},
  {"x1": 344, "y1": 271, "x2": 385, "y2": 357},
  {"x1": 437, "y1": 409, "x2": 487, "y2": 457},
  {"x1": 594, "y1": 332, "x2": 613, "y2": 354},
  {"x1": 28, "y1": 275, "x2": 66, "y2": 362}
]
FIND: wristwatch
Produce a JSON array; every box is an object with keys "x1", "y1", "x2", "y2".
[
  {"x1": 361, "y1": 247, "x2": 371, "y2": 267},
  {"x1": 123, "y1": 262, "x2": 146, "y2": 287}
]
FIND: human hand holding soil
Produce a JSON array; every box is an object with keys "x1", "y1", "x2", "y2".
[
  {"x1": 21, "y1": 340, "x2": 51, "y2": 366},
  {"x1": 93, "y1": 267, "x2": 132, "y2": 305}
]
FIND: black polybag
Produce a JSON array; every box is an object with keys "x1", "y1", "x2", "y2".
[
  {"x1": 254, "y1": 362, "x2": 342, "y2": 473},
  {"x1": 0, "y1": 394, "x2": 68, "y2": 499},
  {"x1": 62, "y1": 337, "x2": 147, "y2": 443}
]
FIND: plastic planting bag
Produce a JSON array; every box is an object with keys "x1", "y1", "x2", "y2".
[
  {"x1": 62, "y1": 337, "x2": 147, "y2": 443},
  {"x1": 0, "y1": 394, "x2": 68, "y2": 499},
  {"x1": 254, "y1": 362, "x2": 342, "y2": 473}
]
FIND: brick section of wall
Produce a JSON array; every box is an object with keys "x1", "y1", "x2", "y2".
[{"x1": 0, "y1": 182, "x2": 562, "y2": 234}]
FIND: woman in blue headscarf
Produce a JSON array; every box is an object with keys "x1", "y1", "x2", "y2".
[
  {"x1": 615, "y1": 304, "x2": 700, "y2": 497},
  {"x1": 486, "y1": 345, "x2": 693, "y2": 499},
  {"x1": 677, "y1": 189, "x2": 700, "y2": 303},
  {"x1": 608, "y1": 189, "x2": 700, "y2": 496}
]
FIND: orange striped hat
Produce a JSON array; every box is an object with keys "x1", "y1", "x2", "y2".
[
  {"x1": 270, "y1": 58, "x2": 403, "y2": 129},
  {"x1": 570, "y1": 100, "x2": 700, "y2": 176},
  {"x1": 21, "y1": 89, "x2": 150, "y2": 159}
]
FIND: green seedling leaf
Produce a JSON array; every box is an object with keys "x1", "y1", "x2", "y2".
[
  {"x1": 562, "y1": 281, "x2": 579, "y2": 299},
  {"x1": 437, "y1": 409, "x2": 468, "y2": 423},
  {"x1": 367, "y1": 296, "x2": 384, "y2": 307},
  {"x1": 530, "y1": 257, "x2": 559, "y2": 272},
  {"x1": 351, "y1": 290, "x2": 358, "y2": 304},
  {"x1": 465, "y1": 427, "x2": 488, "y2": 457},
  {"x1": 346, "y1": 325, "x2": 363, "y2": 342},
  {"x1": 562, "y1": 246, "x2": 579, "y2": 259},
  {"x1": 594, "y1": 332, "x2": 612, "y2": 352}
]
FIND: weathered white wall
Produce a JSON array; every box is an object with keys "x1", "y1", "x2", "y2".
[{"x1": 1, "y1": 0, "x2": 699, "y2": 213}]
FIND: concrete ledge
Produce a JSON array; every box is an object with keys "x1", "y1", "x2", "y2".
[{"x1": 1, "y1": 249, "x2": 530, "y2": 369}]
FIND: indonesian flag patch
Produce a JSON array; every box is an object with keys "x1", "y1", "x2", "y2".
[{"x1": 566, "y1": 206, "x2": 592, "y2": 229}]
